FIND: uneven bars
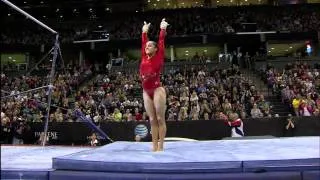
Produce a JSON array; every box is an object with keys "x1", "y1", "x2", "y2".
[
  {"x1": 42, "y1": 34, "x2": 59, "y2": 147},
  {"x1": 1, "y1": 85, "x2": 52, "y2": 99},
  {"x1": 1, "y1": 90, "x2": 10, "y2": 94},
  {"x1": 2, "y1": 90, "x2": 69, "y2": 110},
  {"x1": 1, "y1": 0, "x2": 57, "y2": 34}
]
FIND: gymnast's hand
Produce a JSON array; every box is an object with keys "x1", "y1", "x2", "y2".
[
  {"x1": 160, "y1": 18, "x2": 169, "y2": 30},
  {"x1": 142, "y1": 21, "x2": 151, "y2": 33}
]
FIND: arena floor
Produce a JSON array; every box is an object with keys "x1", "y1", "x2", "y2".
[{"x1": 1, "y1": 136, "x2": 320, "y2": 180}]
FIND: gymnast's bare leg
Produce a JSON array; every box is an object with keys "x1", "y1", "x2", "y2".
[{"x1": 153, "y1": 87, "x2": 167, "y2": 151}]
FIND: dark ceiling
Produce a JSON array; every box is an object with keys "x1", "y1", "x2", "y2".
[
  {"x1": 1, "y1": 0, "x2": 144, "y2": 20},
  {"x1": 2, "y1": 0, "x2": 143, "y2": 7}
]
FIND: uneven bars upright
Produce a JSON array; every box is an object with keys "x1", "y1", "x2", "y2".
[
  {"x1": 1, "y1": 0, "x2": 57, "y2": 34},
  {"x1": 42, "y1": 34, "x2": 59, "y2": 147}
]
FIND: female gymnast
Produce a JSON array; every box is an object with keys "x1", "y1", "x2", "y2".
[{"x1": 140, "y1": 18, "x2": 169, "y2": 151}]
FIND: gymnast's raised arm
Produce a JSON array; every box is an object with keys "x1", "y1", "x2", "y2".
[
  {"x1": 157, "y1": 18, "x2": 168, "y2": 59},
  {"x1": 141, "y1": 21, "x2": 150, "y2": 57}
]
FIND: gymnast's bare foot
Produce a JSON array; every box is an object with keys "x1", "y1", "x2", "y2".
[
  {"x1": 157, "y1": 144, "x2": 164, "y2": 151},
  {"x1": 152, "y1": 145, "x2": 158, "y2": 152}
]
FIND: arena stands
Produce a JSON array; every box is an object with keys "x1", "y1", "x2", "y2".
[
  {"x1": 1, "y1": 4, "x2": 319, "y2": 44},
  {"x1": 1, "y1": 64, "x2": 93, "y2": 144},
  {"x1": 262, "y1": 61, "x2": 320, "y2": 117}
]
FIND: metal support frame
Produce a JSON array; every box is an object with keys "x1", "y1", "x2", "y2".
[
  {"x1": 2, "y1": 0, "x2": 111, "y2": 146},
  {"x1": 1, "y1": 0, "x2": 59, "y2": 147}
]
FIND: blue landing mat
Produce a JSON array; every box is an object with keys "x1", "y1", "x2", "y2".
[
  {"x1": 50, "y1": 170, "x2": 302, "y2": 180},
  {"x1": 1, "y1": 170, "x2": 49, "y2": 180},
  {"x1": 1, "y1": 146, "x2": 92, "y2": 180},
  {"x1": 303, "y1": 171, "x2": 320, "y2": 180},
  {"x1": 243, "y1": 158, "x2": 320, "y2": 172},
  {"x1": 53, "y1": 137, "x2": 320, "y2": 173}
]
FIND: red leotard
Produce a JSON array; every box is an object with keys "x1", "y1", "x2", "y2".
[{"x1": 140, "y1": 29, "x2": 166, "y2": 99}]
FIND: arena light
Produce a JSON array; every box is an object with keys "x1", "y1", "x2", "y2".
[
  {"x1": 236, "y1": 31, "x2": 276, "y2": 35},
  {"x1": 73, "y1": 39, "x2": 110, "y2": 43}
]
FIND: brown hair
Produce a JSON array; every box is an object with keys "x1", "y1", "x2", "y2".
[{"x1": 147, "y1": 41, "x2": 157, "y2": 48}]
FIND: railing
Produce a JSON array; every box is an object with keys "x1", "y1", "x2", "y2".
[
  {"x1": 3, "y1": 116, "x2": 319, "y2": 145},
  {"x1": 255, "y1": 57, "x2": 320, "y2": 71}
]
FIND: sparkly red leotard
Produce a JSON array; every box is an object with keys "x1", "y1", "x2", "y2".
[{"x1": 140, "y1": 29, "x2": 166, "y2": 99}]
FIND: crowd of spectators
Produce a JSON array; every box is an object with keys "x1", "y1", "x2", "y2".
[
  {"x1": 263, "y1": 62, "x2": 320, "y2": 117},
  {"x1": 2, "y1": 59, "x2": 319, "y2": 144},
  {"x1": 1, "y1": 24, "x2": 79, "y2": 45},
  {"x1": 73, "y1": 64, "x2": 274, "y2": 124},
  {"x1": 0, "y1": 64, "x2": 93, "y2": 144},
  {"x1": 1, "y1": 4, "x2": 319, "y2": 45},
  {"x1": 108, "y1": 5, "x2": 320, "y2": 40}
]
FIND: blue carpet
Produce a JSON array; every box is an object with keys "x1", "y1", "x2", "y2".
[{"x1": 1, "y1": 146, "x2": 91, "y2": 180}]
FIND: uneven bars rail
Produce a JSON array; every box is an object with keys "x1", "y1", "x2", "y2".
[
  {"x1": 1, "y1": 91, "x2": 69, "y2": 111},
  {"x1": 1, "y1": 85, "x2": 52, "y2": 99},
  {"x1": 1, "y1": 0, "x2": 57, "y2": 34},
  {"x1": 1, "y1": 90, "x2": 11, "y2": 94}
]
